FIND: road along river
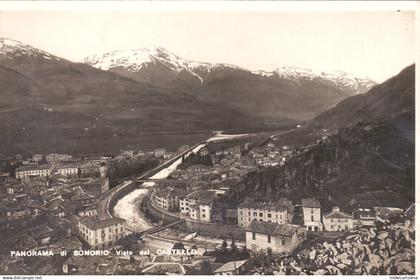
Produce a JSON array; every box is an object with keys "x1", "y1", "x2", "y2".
[{"x1": 113, "y1": 143, "x2": 206, "y2": 232}]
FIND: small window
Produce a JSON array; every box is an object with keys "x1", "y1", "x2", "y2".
[
  {"x1": 202, "y1": 214, "x2": 206, "y2": 218},
  {"x1": 281, "y1": 239, "x2": 285, "y2": 246},
  {"x1": 252, "y1": 232, "x2": 256, "y2": 240},
  {"x1": 267, "y1": 213, "x2": 272, "y2": 218},
  {"x1": 259, "y1": 213, "x2": 263, "y2": 217},
  {"x1": 253, "y1": 212, "x2": 257, "y2": 217},
  {"x1": 267, "y1": 235, "x2": 271, "y2": 243},
  {"x1": 311, "y1": 216, "x2": 314, "y2": 222}
]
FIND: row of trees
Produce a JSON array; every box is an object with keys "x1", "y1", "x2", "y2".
[
  {"x1": 177, "y1": 152, "x2": 213, "y2": 170},
  {"x1": 107, "y1": 156, "x2": 159, "y2": 187}
]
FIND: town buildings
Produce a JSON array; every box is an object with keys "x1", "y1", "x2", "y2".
[
  {"x1": 322, "y1": 207, "x2": 354, "y2": 231},
  {"x1": 301, "y1": 198, "x2": 323, "y2": 231},
  {"x1": 77, "y1": 217, "x2": 126, "y2": 249},
  {"x1": 153, "y1": 187, "x2": 186, "y2": 211},
  {"x1": 179, "y1": 190, "x2": 214, "y2": 222},
  {"x1": 15, "y1": 165, "x2": 52, "y2": 179},
  {"x1": 237, "y1": 199, "x2": 289, "y2": 228},
  {"x1": 245, "y1": 220, "x2": 306, "y2": 253},
  {"x1": 56, "y1": 165, "x2": 78, "y2": 176},
  {"x1": 154, "y1": 148, "x2": 166, "y2": 158},
  {"x1": 45, "y1": 153, "x2": 72, "y2": 163},
  {"x1": 199, "y1": 147, "x2": 209, "y2": 157}
]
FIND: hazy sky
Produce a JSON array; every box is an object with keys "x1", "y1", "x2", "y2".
[{"x1": 0, "y1": 10, "x2": 415, "y2": 82}]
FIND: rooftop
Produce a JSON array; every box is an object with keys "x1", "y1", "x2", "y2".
[
  {"x1": 80, "y1": 217, "x2": 125, "y2": 230},
  {"x1": 187, "y1": 190, "x2": 214, "y2": 205},
  {"x1": 324, "y1": 208, "x2": 353, "y2": 219},
  {"x1": 16, "y1": 165, "x2": 51, "y2": 172},
  {"x1": 214, "y1": 260, "x2": 248, "y2": 273},
  {"x1": 238, "y1": 200, "x2": 287, "y2": 212},
  {"x1": 246, "y1": 220, "x2": 300, "y2": 237},
  {"x1": 301, "y1": 198, "x2": 321, "y2": 208}
]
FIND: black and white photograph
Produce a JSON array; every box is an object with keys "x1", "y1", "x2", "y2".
[{"x1": 0, "y1": 1, "x2": 417, "y2": 277}]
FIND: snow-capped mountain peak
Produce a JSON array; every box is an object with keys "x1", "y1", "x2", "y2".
[
  {"x1": 84, "y1": 47, "x2": 249, "y2": 83},
  {"x1": 84, "y1": 46, "x2": 208, "y2": 81},
  {"x1": 253, "y1": 65, "x2": 376, "y2": 94},
  {"x1": 84, "y1": 46, "x2": 376, "y2": 93},
  {"x1": 0, "y1": 38, "x2": 61, "y2": 61}
]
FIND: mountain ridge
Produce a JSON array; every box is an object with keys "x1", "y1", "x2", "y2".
[
  {"x1": 313, "y1": 64, "x2": 415, "y2": 130},
  {"x1": 84, "y1": 46, "x2": 376, "y2": 94}
]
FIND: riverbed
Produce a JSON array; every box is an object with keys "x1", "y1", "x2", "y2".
[{"x1": 113, "y1": 143, "x2": 206, "y2": 231}]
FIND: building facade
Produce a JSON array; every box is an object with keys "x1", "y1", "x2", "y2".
[
  {"x1": 57, "y1": 166, "x2": 78, "y2": 176},
  {"x1": 15, "y1": 165, "x2": 52, "y2": 179},
  {"x1": 237, "y1": 200, "x2": 288, "y2": 228},
  {"x1": 323, "y1": 207, "x2": 353, "y2": 231},
  {"x1": 245, "y1": 220, "x2": 306, "y2": 253},
  {"x1": 78, "y1": 217, "x2": 126, "y2": 249},
  {"x1": 179, "y1": 190, "x2": 214, "y2": 222},
  {"x1": 301, "y1": 198, "x2": 323, "y2": 231}
]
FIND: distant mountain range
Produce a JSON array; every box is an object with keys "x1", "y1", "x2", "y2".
[
  {"x1": 0, "y1": 37, "x2": 401, "y2": 157},
  {"x1": 84, "y1": 46, "x2": 375, "y2": 95},
  {"x1": 84, "y1": 47, "x2": 376, "y2": 121}
]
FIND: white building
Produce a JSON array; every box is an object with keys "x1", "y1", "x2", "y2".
[
  {"x1": 301, "y1": 198, "x2": 323, "y2": 231},
  {"x1": 57, "y1": 165, "x2": 78, "y2": 176},
  {"x1": 323, "y1": 207, "x2": 353, "y2": 231},
  {"x1": 32, "y1": 154, "x2": 44, "y2": 162},
  {"x1": 237, "y1": 199, "x2": 290, "y2": 228},
  {"x1": 179, "y1": 190, "x2": 214, "y2": 223},
  {"x1": 46, "y1": 153, "x2": 72, "y2": 163},
  {"x1": 78, "y1": 217, "x2": 126, "y2": 249},
  {"x1": 153, "y1": 187, "x2": 186, "y2": 211},
  {"x1": 154, "y1": 148, "x2": 166, "y2": 158},
  {"x1": 15, "y1": 165, "x2": 52, "y2": 179},
  {"x1": 245, "y1": 220, "x2": 306, "y2": 253},
  {"x1": 77, "y1": 205, "x2": 98, "y2": 217}
]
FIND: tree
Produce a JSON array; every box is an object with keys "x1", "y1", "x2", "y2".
[
  {"x1": 221, "y1": 239, "x2": 228, "y2": 251},
  {"x1": 172, "y1": 242, "x2": 185, "y2": 251}
]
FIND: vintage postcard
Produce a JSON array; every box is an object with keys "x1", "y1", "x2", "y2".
[{"x1": 0, "y1": 1, "x2": 417, "y2": 278}]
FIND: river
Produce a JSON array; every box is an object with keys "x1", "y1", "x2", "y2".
[{"x1": 113, "y1": 143, "x2": 206, "y2": 231}]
